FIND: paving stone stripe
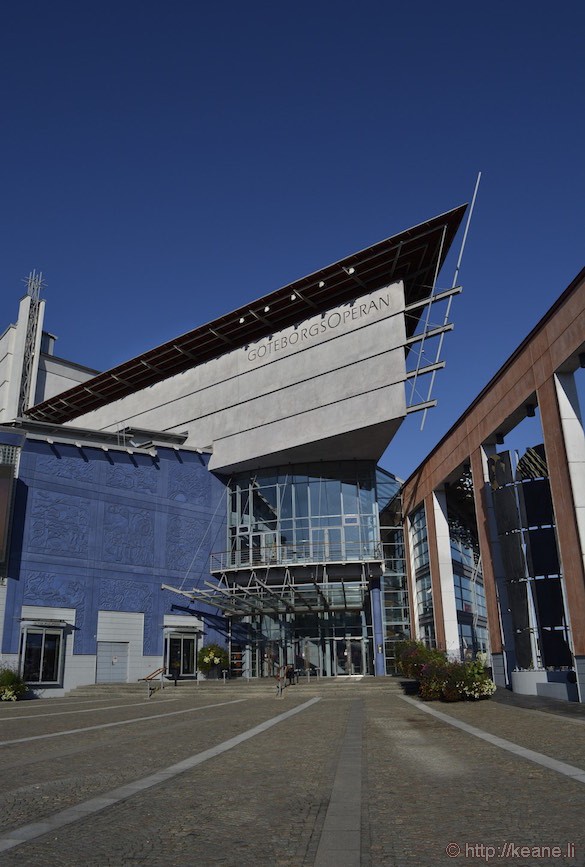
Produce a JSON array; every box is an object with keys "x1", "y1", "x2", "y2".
[
  {"x1": 0, "y1": 697, "x2": 181, "y2": 723},
  {"x1": 400, "y1": 694, "x2": 585, "y2": 784},
  {"x1": 314, "y1": 697, "x2": 363, "y2": 867},
  {"x1": 0, "y1": 696, "x2": 321, "y2": 854},
  {"x1": 0, "y1": 698, "x2": 247, "y2": 746}
]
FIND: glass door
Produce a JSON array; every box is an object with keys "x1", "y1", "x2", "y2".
[
  {"x1": 167, "y1": 635, "x2": 196, "y2": 677},
  {"x1": 333, "y1": 638, "x2": 365, "y2": 675}
]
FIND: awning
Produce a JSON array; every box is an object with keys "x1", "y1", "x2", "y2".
[{"x1": 162, "y1": 576, "x2": 369, "y2": 617}]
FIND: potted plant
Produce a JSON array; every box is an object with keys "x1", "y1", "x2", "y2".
[{"x1": 197, "y1": 643, "x2": 229, "y2": 679}]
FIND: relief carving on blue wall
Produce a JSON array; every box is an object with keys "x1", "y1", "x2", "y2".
[
  {"x1": 29, "y1": 490, "x2": 90, "y2": 556},
  {"x1": 166, "y1": 515, "x2": 210, "y2": 572},
  {"x1": 143, "y1": 614, "x2": 158, "y2": 656},
  {"x1": 167, "y1": 462, "x2": 210, "y2": 505},
  {"x1": 35, "y1": 454, "x2": 99, "y2": 482},
  {"x1": 102, "y1": 504, "x2": 155, "y2": 566},
  {"x1": 23, "y1": 571, "x2": 86, "y2": 637},
  {"x1": 105, "y1": 464, "x2": 158, "y2": 494},
  {"x1": 98, "y1": 577, "x2": 154, "y2": 613}
]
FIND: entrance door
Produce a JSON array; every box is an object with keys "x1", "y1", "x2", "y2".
[
  {"x1": 96, "y1": 641, "x2": 129, "y2": 683},
  {"x1": 168, "y1": 636, "x2": 196, "y2": 677},
  {"x1": 333, "y1": 639, "x2": 365, "y2": 676}
]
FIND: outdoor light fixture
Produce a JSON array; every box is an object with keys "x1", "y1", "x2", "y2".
[
  {"x1": 290, "y1": 293, "x2": 296, "y2": 301},
  {"x1": 525, "y1": 404, "x2": 536, "y2": 417},
  {"x1": 239, "y1": 317, "x2": 245, "y2": 324},
  {"x1": 264, "y1": 306, "x2": 270, "y2": 313},
  {"x1": 344, "y1": 266, "x2": 355, "y2": 275},
  {"x1": 318, "y1": 280, "x2": 325, "y2": 288}
]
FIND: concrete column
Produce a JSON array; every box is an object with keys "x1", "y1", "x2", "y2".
[
  {"x1": 369, "y1": 577, "x2": 386, "y2": 675},
  {"x1": 555, "y1": 373, "x2": 585, "y2": 575},
  {"x1": 425, "y1": 490, "x2": 460, "y2": 658},
  {"x1": 537, "y1": 374, "x2": 585, "y2": 702},
  {"x1": 470, "y1": 445, "x2": 516, "y2": 685},
  {"x1": 0, "y1": 579, "x2": 7, "y2": 654}
]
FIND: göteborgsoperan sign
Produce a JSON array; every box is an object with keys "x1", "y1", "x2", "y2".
[{"x1": 246, "y1": 290, "x2": 396, "y2": 363}]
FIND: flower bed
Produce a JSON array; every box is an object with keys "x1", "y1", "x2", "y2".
[{"x1": 395, "y1": 641, "x2": 495, "y2": 702}]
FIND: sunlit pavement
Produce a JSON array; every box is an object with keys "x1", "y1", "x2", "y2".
[{"x1": 0, "y1": 678, "x2": 583, "y2": 866}]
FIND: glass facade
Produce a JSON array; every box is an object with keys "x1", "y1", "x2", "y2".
[
  {"x1": 446, "y1": 473, "x2": 489, "y2": 660},
  {"x1": 488, "y1": 444, "x2": 572, "y2": 669},
  {"x1": 225, "y1": 462, "x2": 380, "y2": 569},
  {"x1": 378, "y1": 472, "x2": 411, "y2": 673},
  {"x1": 218, "y1": 462, "x2": 407, "y2": 677},
  {"x1": 409, "y1": 505, "x2": 436, "y2": 647}
]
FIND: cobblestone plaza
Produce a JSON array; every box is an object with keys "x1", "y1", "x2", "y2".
[{"x1": 0, "y1": 678, "x2": 583, "y2": 866}]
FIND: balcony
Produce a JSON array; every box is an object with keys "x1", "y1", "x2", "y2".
[{"x1": 210, "y1": 539, "x2": 383, "y2": 573}]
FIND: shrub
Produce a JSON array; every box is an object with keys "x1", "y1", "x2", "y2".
[
  {"x1": 0, "y1": 666, "x2": 27, "y2": 701},
  {"x1": 395, "y1": 640, "x2": 446, "y2": 680},
  {"x1": 418, "y1": 658, "x2": 450, "y2": 700},
  {"x1": 397, "y1": 643, "x2": 497, "y2": 702}
]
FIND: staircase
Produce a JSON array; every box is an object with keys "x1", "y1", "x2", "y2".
[{"x1": 65, "y1": 676, "x2": 404, "y2": 699}]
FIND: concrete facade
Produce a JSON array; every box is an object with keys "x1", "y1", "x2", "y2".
[
  {"x1": 0, "y1": 295, "x2": 98, "y2": 425},
  {"x1": 65, "y1": 284, "x2": 407, "y2": 473}
]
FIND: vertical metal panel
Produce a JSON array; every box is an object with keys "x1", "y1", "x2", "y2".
[{"x1": 96, "y1": 641, "x2": 129, "y2": 683}]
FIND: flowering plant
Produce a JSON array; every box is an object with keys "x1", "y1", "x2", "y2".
[
  {"x1": 395, "y1": 640, "x2": 446, "y2": 679},
  {"x1": 396, "y1": 643, "x2": 496, "y2": 702},
  {"x1": 197, "y1": 643, "x2": 229, "y2": 674},
  {"x1": 0, "y1": 666, "x2": 27, "y2": 701}
]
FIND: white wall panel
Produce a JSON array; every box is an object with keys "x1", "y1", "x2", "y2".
[{"x1": 97, "y1": 610, "x2": 145, "y2": 682}]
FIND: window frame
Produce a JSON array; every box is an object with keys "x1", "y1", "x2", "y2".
[{"x1": 20, "y1": 625, "x2": 65, "y2": 685}]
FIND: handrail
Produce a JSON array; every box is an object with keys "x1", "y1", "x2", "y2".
[
  {"x1": 139, "y1": 666, "x2": 166, "y2": 698},
  {"x1": 140, "y1": 666, "x2": 166, "y2": 682},
  {"x1": 210, "y1": 540, "x2": 383, "y2": 572}
]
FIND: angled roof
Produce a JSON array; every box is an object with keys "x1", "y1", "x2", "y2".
[{"x1": 26, "y1": 205, "x2": 466, "y2": 425}]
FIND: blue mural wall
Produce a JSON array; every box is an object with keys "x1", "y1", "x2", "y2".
[{"x1": 3, "y1": 439, "x2": 228, "y2": 656}]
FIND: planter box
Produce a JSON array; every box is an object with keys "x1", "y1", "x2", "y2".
[{"x1": 510, "y1": 670, "x2": 547, "y2": 695}]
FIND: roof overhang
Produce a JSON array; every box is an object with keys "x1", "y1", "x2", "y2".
[
  {"x1": 26, "y1": 205, "x2": 466, "y2": 425},
  {"x1": 162, "y1": 574, "x2": 371, "y2": 617}
]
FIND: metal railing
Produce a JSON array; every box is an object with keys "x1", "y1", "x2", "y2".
[
  {"x1": 139, "y1": 666, "x2": 166, "y2": 699},
  {"x1": 211, "y1": 540, "x2": 383, "y2": 572}
]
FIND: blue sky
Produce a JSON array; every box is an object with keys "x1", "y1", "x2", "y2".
[{"x1": 1, "y1": 2, "x2": 583, "y2": 479}]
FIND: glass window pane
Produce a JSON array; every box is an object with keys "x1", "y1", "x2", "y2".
[
  {"x1": 23, "y1": 632, "x2": 43, "y2": 682},
  {"x1": 295, "y1": 481, "x2": 309, "y2": 520},
  {"x1": 41, "y1": 633, "x2": 61, "y2": 682},
  {"x1": 341, "y1": 479, "x2": 359, "y2": 514}
]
